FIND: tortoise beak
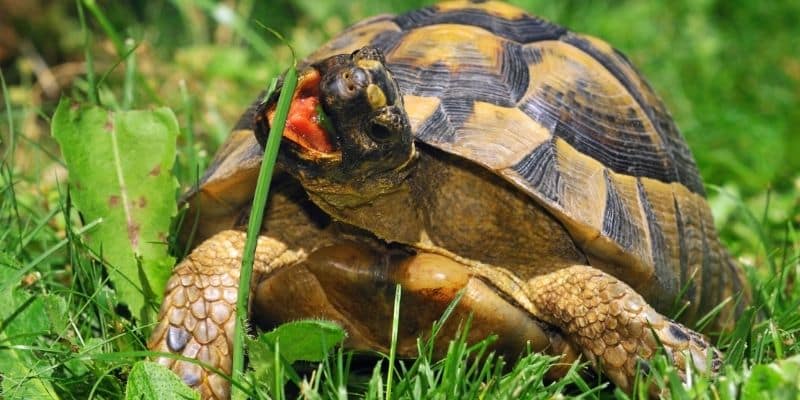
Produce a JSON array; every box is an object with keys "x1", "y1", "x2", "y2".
[{"x1": 255, "y1": 67, "x2": 342, "y2": 161}]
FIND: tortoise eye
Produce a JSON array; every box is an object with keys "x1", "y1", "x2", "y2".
[{"x1": 369, "y1": 123, "x2": 394, "y2": 142}]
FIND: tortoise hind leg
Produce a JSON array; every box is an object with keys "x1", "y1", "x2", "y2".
[
  {"x1": 523, "y1": 265, "x2": 722, "y2": 392},
  {"x1": 148, "y1": 230, "x2": 306, "y2": 400}
]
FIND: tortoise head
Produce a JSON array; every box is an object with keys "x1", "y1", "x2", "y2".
[{"x1": 256, "y1": 47, "x2": 416, "y2": 207}]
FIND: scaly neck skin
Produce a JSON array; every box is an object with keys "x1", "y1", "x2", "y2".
[{"x1": 304, "y1": 165, "x2": 427, "y2": 247}]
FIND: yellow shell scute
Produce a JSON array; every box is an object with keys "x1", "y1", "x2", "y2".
[
  {"x1": 389, "y1": 24, "x2": 504, "y2": 72},
  {"x1": 402, "y1": 95, "x2": 442, "y2": 132},
  {"x1": 458, "y1": 101, "x2": 550, "y2": 169},
  {"x1": 435, "y1": 0, "x2": 527, "y2": 20}
]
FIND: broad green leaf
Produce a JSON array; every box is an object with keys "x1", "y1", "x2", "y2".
[
  {"x1": 258, "y1": 320, "x2": 346, "y2": 363},
  {"x1": 742, "y1": 354, "x2": 800, "y2": 400},
  {"x1": 125, "y1": 361, "x2": 199, "y2": 400},
  {"x1": 247, "y1": 336, "x2": 289, "y2": 384},
  {"x1": 0, "y1": 254, "x2": 61, "y2": 400},
  {"x1": 52, "y1": 99, "x2": 178, "y2": 321},
  {"x1": 248, "y1": 320, "x2": 346, "y2": 384}
]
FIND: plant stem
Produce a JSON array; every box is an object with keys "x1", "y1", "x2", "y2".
[
  {"x1": 232, "y1": 68, "x2": 297, "y2": 400},
  {"x1": 386, "y1": 285, "x2": 401, "y2": 400}
]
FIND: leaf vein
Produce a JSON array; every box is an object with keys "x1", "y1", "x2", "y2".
[{"x1": 108, "y1": 115, "x2": 138, "y2": 250}]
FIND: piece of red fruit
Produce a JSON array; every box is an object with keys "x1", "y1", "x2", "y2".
[
  {"x1": 267, "y1": 69, "x2": 335, "y2": 154},
  {"x1": 286, "y1": 96, "x2": 334, "y2": 153}
]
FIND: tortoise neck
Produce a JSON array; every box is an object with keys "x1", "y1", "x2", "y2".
[{"x1": 307, "y1": 178, "x2": 425, "y2": 246}]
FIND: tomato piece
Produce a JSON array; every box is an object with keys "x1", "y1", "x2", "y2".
[
  {"x1": 286, "y1": 96, "x2": 334, "y2": 153},
  {"x1": 266, "y1": 69, "x2": 335, "y2": 154}
]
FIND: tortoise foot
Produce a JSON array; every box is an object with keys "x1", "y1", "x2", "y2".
[
  {"x1": 526, "y1": 265, "x2": 722, "y2": 392},
  {"x1": 148, "y1": 230, "x2": 304, "y2": 399}
]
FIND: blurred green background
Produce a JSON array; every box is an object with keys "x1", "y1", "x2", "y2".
[{"x1": 2, "y1": 0, "x2": 799, "y2": 249}]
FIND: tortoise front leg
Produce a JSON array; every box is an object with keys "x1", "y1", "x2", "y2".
[
  {"x1": 522, "y1": 265, "x2": 722, "y2": 392},
  {"x1": 148, "y1": 230, "x2": 306, "y2": 400}
]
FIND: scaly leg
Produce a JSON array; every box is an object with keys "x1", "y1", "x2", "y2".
[
  {"x1": 523, "y1": 265, "x2": 722, "y2": 392},
  {"x1": 148, "y1": 230, "x2": 306, "y2": 399}
]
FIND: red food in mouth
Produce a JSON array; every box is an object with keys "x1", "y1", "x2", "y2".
[{"x1": 267, "y1": 69, "x2": 335, "y2": 154}]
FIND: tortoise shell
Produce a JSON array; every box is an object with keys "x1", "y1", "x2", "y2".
[{"x1": 191, "y1": 0, "x2": 744, "y2": 322}]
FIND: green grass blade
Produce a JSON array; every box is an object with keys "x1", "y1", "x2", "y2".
[
  {"x1": 232, "y1": 67, "x2": 297, "y2": 400},
  {"x1": 75, "y1": 0, "x2": 98, "y2": 105},
  {"x1": 122, "y1": 39, "x2": 137, "y2": 109},
  {"x1": 1, "y1": 218, "x2": 102, "y2": 294},
  {"x1": 386, "y1": 284, "x2": 402, "y2": 400},
  {"x1": 181, "y1": 0, "x2": 272, "y2": 58},
  {"x1": 82, "y1": 0, "x2": 126, "y2": 56},
  {"x1": 1, "y1": 70, "x2": 14, "y2": 163},
  {"x1": 179, "y1": 79, "x2": 198, "y2": 183}
]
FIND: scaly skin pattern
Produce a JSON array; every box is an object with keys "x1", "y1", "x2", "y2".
[
  {"x1": 148, "y1": 230, "x2": 305, "y2": 399},
  {"x1": 525, "y1": 265, "x2": 722, "y2": 392}
]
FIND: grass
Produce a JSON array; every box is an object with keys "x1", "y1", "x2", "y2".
[{"x1": 1, "y1": 0, "x2": 799, "y2": 398}]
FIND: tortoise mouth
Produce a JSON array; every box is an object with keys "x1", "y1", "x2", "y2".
[{"x1": 266, "y1": 68, "x2": 341, "y2": 159}]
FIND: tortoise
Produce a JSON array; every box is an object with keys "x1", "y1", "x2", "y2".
[{"x1": 148, "y1": 1, "x2": 749, "y2": 398}]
